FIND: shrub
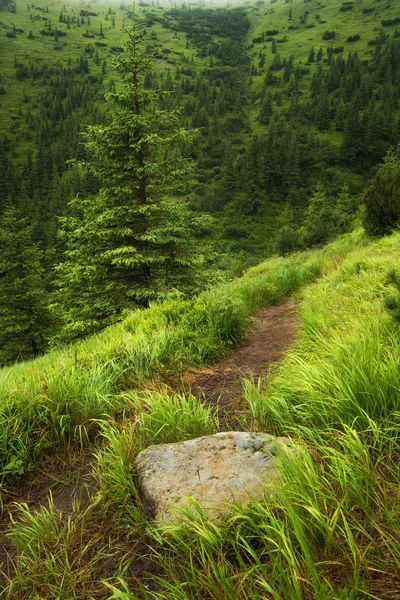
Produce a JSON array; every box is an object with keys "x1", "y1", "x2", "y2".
[
  {"x1": 384, "y1": 268, "x2": 400, "y2": 322},
  {"x1": 363, "y1": 145, "x2": 400, "y2": 236},
  {"x1": 276, "y1": 226, "x2": 303, "y2": 255},
  {"x1": 322, "y1": 30, "x2": 336, "y2": 40},
  {"x1": 382, "y1": 17, "x2": 400, "y2": 27},
  {"x1": 327, "y1": 45, "x2": 344, "y2": 54}
]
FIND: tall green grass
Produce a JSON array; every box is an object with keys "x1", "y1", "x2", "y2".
[
  {"x1": 246, "y1": 232, "x2": 400, "y2": 433},
  {"x1": 4, "y1": 230, "x2": 400, "y2": 600},
  {"x1": 0, "y1": 231, "x2": 364, "y2": 475},
  {"x1": 94, "y1": 390, "x2": 218, "y2": 519},
  {"x1": 104, "y1": 232, "x2": 400, "y2": 600},
  {"x1": 141, "y1": 418, "x2": 399, "y2": 600},
  {"x1": 4, "y1": 496, "x2": 104, "y2": 600}
]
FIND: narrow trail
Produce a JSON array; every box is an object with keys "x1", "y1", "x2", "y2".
[
  {"x1": 177, "y1": 300, "x2": 298, "y2": 423},
  {"x1": 0, "y1": 299, "x2": 299, "y2": 587}
]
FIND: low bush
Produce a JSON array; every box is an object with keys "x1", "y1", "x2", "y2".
[{"x1": 363, "y1": 145, "x2": 400, "y2": 236}]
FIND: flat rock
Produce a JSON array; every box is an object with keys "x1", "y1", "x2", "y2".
[{"x1": 134, "y1": 431, "x2": 293, "y2": 522}]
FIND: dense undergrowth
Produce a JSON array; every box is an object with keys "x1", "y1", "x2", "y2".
[
  {"x1": 0, "y1": 231, "x2": 362, "y2": 477},
  {"x1": 2, "y1": 228, "x2": 400, "y2": 599},
  {"x1": 123, "y1": 230, "x2": 400, "y2": 600},
  {"x1": 152, "y1": 231, "x2": 400, "y2": 600}
]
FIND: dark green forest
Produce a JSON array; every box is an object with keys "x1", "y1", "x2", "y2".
[{"x1": 1, "y1": 0, "x2": 400, "y2": 364}]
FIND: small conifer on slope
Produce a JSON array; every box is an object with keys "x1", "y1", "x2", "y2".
[{"x1": 54, "y1": 23, "x2": 202, "y2": 342}]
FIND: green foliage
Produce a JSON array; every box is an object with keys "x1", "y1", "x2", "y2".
[
  {"x1": 54, "y1": 24, "x2": 203, "y2": 341},
  {"x1": 103, "y1": 232, "x2": 400, "y2": 600},
  {"x1": 95, "y1": 391, "x2": 217, "y2": 523},
  {"x1": 275, "y1": 225, "x2": 303, "y2": 255},
  {"x1": 246, "y1": 232, "x2": 400, "y2": 431},
  {"x1": 4, "y1": 229, "x2": 400, "y2": 600},
  {"x1": 5, "y1": 498, "x2": 108, "y2": 599},
  {"x1": 132, "y1": 390, "x2": 218, "y2": 445},
  {"x1": 363, "y1": 145, "x2": 400, "y2": 236},
  {"x1": 141, "y1": 420, "x2": 399, "y2": 600},
  {"x1": 302, "y1": 184, "x2": 334, "y2": 247},
  {"x1": 334, "y1": 184, "x2": 355, "y2": 233},
  {"x1": 94, "y1": 421, "x2": 145, "y2": 524},
  {"x1": 0, "y1": 205, "x2": 53, "y2": 365},
  {"x1": 104, "y1": 580, "x2": 141, "y2": 600},
  {"x1": 0, "y1": 358, "x2": 117, "y2": 477},
  {"x1": 1, "y1": 0, "x2": 400, "y2": 282},
  {"x1": 384, "y1": 267, "x2": 400, "y2": 322}
]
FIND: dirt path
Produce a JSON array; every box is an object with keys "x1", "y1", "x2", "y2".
[
  {"x1": 0, "y1": 300, "x2": 299, "y2": 593},
  {"x1": 177, "y1": 300, "x2": 298, "y2": 422}
]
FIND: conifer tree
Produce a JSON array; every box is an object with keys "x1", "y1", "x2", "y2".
[
  {"x1": 302, "y1": 184, "x2": 334, "y2": 246},
  {"x1": 54, "y1": 23, "x2": 202, "y2": 341},
  {"x1": 363, "y1": 145, "x2": 400, "y2": 235},
  {"x1": 334, "y1": 185, "x2": 354, "y2": 233},
  {"x1": 0, "y1": 205, "x2": 52, "y2": 364},
  {"x1": 241, "y1": 136, "x2": 263, "y2": 213},
  {"x1": 258, "y1": 90, "x2": 273, "y2": 125}
]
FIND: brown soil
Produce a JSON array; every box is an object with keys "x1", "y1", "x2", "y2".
[
  {"x1": 177, "y1": 300, "x2": 298, "y2": 423},
  {"x1": 0, "y1": 448, "x2": 96, "y2": 581}
]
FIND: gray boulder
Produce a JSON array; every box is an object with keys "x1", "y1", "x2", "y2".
[{"x1": 134, "y1": 431, "x2": 293, "y2": 522}]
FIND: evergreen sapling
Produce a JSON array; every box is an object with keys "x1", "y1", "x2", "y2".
[{"x1": 54, "y1": 23, "x2": 203, "y2": 341}]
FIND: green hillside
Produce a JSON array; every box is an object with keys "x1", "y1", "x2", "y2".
[
  {"x1": 248, "y1": 0, "x2": 400, "y2": 151},
  {"x1": 250, "y1": 0, "x2": 400, "y2": 85},
  {"x1": 1, "y1": 3, "x2": 400, "y2": 594},
  {"x1": 0, "y1": 229, "x2": 400, "y2": 598}
]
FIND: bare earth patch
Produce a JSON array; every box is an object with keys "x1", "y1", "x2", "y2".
[
  {"x1": 177, "y1": 300, "x2": 298, "y2": 420},
  {"x1": 0, "y1": 449, "x2": 96, "y2": 581}
]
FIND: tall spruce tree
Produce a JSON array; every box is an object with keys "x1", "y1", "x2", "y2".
[
  {"x1": 54, "y1": 24, "x2": 202, "y2": 341},
  {"x1": 0, "y1": 205, "x2": 52, "y2": 364}
]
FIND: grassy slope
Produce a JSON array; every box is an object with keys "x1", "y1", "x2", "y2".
[
  {"x1": 1, "y1": 3, "x2": 400, "y2": 596},
  {"x1": 2, "y1": 228, "x2": 400, "y2": 599},
  {"x1": 248, "y1": 0, "x2": 400, "y2": 150},
  {"x1": 0, "y1": 231, "x2": 363, "y2": 476},
  {"x1": 249, "y1": 232, "x2": 400, "y2": 429},
  {"x1": 249, "y1": 0, "x2": 399, "y2": 93},
  {"x1": 3, "y1": 0, "x2": 395, "y2": 161},
  {"x1": 0, "y1": 0, "x2": 210, "y2": 162},
  {"x1": 131, "y1": 231, "x2": 400, "y2": 600},
  {"x1": 1, "y1": 229, "x2": 399, "y2": 599}
]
